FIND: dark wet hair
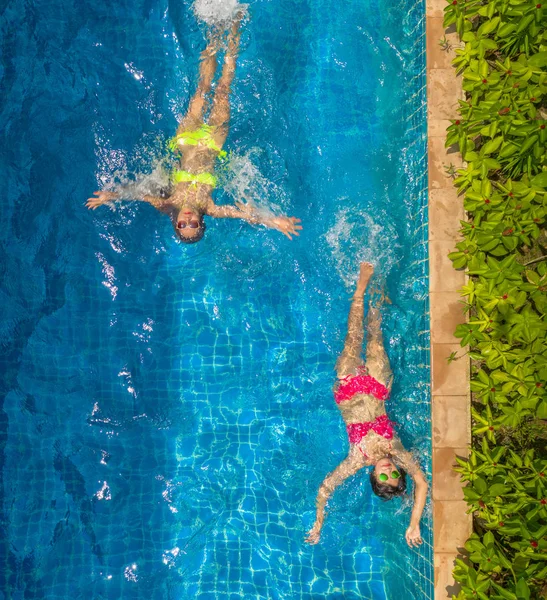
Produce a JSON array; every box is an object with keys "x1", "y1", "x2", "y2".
[
  {"x1": 369, "y1": 467, "x2": 407, "y2": 500},
  {"x1": 175, "y1": 220, "x2": 206, "y2": 244}
]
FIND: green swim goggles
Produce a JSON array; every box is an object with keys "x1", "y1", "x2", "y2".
[{"x1": 378, "y1": 471, "x2": 400, "y2": 482}]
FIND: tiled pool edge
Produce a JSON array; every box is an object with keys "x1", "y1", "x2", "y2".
[{"x1": 425, "y1": 1, "x2": 473, "y2": 598}]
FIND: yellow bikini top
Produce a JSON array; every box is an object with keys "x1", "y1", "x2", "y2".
[{"x1": 171, "y1": 169, "x2": 217, "y2": 188}]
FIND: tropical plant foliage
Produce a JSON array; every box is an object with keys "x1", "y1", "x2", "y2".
[{"x1": 442, "y1": 0, "x2": 547, "y2": 598}]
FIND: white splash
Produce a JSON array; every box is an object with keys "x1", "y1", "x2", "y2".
[
  {"x1": 162, "y1": 547, "x2": 181, "y2": 568},
  {"x1": 324, "y1": 204, "x2": 401, "y2": 289},
  {"x1": 95, "y1": 481, "x2": 111, "y2": 501},
  {"x1": 124, "y1": 564, "x2": 138, "y2": 582},
  {"x1": 193, "y1": 0, "x2": 247, "y2": 26},
  {"x1": 109, "y1": 160, "x2": 172, "y2": 202},
  {"x1": 220, "y1": 150, "x2": 286, "y2": 221},
  {"x1": 95, "y1": 252, "x2": 118, "y2": 300}
]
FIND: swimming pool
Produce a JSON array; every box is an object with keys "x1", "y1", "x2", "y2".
[{"x1": 0, "y1": 0, "x2": 431, "y2": 597}]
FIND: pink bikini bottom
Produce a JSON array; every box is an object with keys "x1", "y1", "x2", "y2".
[{"x1": 334, "y1": 370, "x2": 390, "y2": 404}]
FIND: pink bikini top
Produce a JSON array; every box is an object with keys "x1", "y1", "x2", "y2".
[{"x1": 334, "y1": 369, "x2": 390, "y2": 404}]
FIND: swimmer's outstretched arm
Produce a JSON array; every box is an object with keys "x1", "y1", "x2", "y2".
[
  {"x1": 405, "y1": 470, "x2": 428, "y2": 547},
  {"x1": 205, "y1": 201, "x2": 302, "y2": 240},
  {"x1": 305, "y1": 452, "x2": 365, "y2": 545},
  {"x1": 86, "y1": 190, "x2": 168, "y2": 211},
  {"x1": 389, "y1": 442, "x2": 428, "y2": 547}
]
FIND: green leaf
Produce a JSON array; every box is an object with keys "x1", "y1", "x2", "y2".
[
  {"x1": 528, "y1": 52, "x2": 547, "y2": 68},
  {"x1": 483, "y1": 531, "x2": 495, "y2": 548},
  {"x1": 497, "y1": 23, "x2": 516, "y2": 38},
  {"x1": 489, "y1": 483, "x2": 508, "y2": 496},
  {"x1": 516, "y1": 578, "x2": 530, "y2": 600},
  {"x1": 463, "y1": 487, "x2": 481, "y2": 501},
  {"x1": 482, "y1": 136, "x2": 503, "y2": 155},
  {"x1": 537, "y1": 400, "x2": 547, "y2": 419},
  {"x1": 475, "y1": 477, "x2": 488, "y2": 494},
  {"x1": 465, "y1": 539, "x2": 486, "y2": 553},
  {"x1": 516, "y1": 14, "x2": 535, "y2": 34},
  {"x1": 519, "y1": 135, "x2": 539, "y2": 155},
  {"x1": 491, "y1": 581, "x2": 517, "y2": 600},
  {"x1": 531, "y1": 172, "x2": 547, "y2": 188}
]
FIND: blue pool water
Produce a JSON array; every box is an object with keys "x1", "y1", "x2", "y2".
[{"x1": 0, "y1": 0, "x2": 431, "y2": 598}]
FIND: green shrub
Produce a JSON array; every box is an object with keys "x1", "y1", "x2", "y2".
[{"x1": 441, "y1": 0, "x2": 547, "y2": 598}]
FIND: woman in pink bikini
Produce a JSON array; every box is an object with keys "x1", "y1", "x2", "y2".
[{"x1": 305, "y1": 262, "x2": 428, "y2": 548}]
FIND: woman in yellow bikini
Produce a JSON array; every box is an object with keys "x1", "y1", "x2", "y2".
[
  {"x1": 86, "y1": 16, "x2": 302, "y2": 244},
  {"x1": 305, "y1": 263, "x2": 428, "y2": 548}
]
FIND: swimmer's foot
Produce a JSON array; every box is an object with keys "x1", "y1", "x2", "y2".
[
  {"x1": 226, "y1": 13, "x2": 244, "y2": 57},
  {"x1": 232, "y1": 5, "x2": 249, "y2": 25},
  {"x1": 355, "y1": 262, "x2": 374, "y2": 297},
  {"x1": 305, "y1": 523, "x2": 322, "y2": 545}
]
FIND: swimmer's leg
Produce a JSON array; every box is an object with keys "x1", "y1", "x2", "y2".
[
  {"x1": 208, "y1": 16, "x2": 242, "y2": 147},
  {"x1": 365, "y1": 300, "x2": 393, "y2": 389},
  {"x1": 335, "y1": 262, "x2": 374, "y2": 379},
  {"x1": 177, "y1": 42, "x2": 218, "y2": 134}
]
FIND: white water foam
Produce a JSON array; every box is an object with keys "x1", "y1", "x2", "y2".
[
  {"x1": 193, "y1": 0, "x2": 247, "y2": 27},
  {"x1": 113, "y1": 161, "x2": 172, "y2": 201},
  {"x1": 92, "y1": 124, "x2": 172, "y2": 199},
  {"x1": 219, "y1": 149, "x2": 286, "y2": 221},
  {"x1": 324, "y1": 204, "x2": 402, "y2": 289}
]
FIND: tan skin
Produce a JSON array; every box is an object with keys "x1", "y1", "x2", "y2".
[
  {"x1": 305, "y1": 262, "x2": 428, "y2": 548},
  {"x1": 86, "y1": 17, "x2": 302, "y2": 242}
]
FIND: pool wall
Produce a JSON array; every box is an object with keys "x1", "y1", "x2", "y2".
[
  {"x1": 425, "y1": 0, "x2": 473, "y2": 597},
  {"x1": 383, "y1": 1, "x2": 434, "y2": 598}
]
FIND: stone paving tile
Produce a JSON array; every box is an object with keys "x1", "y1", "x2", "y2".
[
  {"x1": 428, "y1": 135, "x2": 463, "y2": 189},
  {"x1": 428, "y1": 188, "x2": 464, "y2": 241},
  {"x1": 428, "y1": 118, "x2": 452, "y2": 138},
  {"x1": 435, "y1": 553, "x2": 463, "y2": 599},
  {"x1": 434, "y1": 500, "x2": 473, "y2": 552},
  {"x1": 431, "y1": 343, "x2": 469, "y2": 396},
  {"x1": 432, "y1": 396, "x2": 470, "y2": 448},
  {"x1": 432, "y1": 447, "x2": 468, "y2": 501},
  {"x1": 427, "y1": 17, "x2": 461, "y2": 70},
  {"x1": 430, "y1": 292, "x2": 466, "y2": 344},
  {"x1": 426, "y1": 0, "x2": 448, "y2": 19},
  {"x1": 429, "y1": 240, "x2": 466, "y2": 292},
  {"x1": 428, "y1": 69, "x2": 464, "y2": 120}
]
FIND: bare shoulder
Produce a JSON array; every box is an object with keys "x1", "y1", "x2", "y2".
[
  {"x1": 391, "y1": 437, "x2": 421, "y2": 476},
  {"x1": 348, "y1": 444, "x2": 369, "y2": 468},
  {"x1": 204, "y1": 197, "x2": 218, "y2": 215},
  {"x1": 143, "y1": 196, "x2": 173, "y2": 213}
]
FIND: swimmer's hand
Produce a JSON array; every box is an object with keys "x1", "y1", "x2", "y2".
[
  {"x1": 266, "y1": 216, "x2": 303, "y2": 240},
  {"x1": 86, "y1": 191, "x2": 118, "y2": 210},
  {"x1": 305, "y1": 523, "x2": 322, "y2": 545},
  {"x1": 234, "y1": 203, "x2": 302, "y2": 239},
  {"x1": 405, "y1": 525, "x2": 423, "y2": 548}
]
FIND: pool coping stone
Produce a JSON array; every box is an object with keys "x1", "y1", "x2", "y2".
[{"x1": 425, "y1": 2, "x2": 472, "y2": 598}]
